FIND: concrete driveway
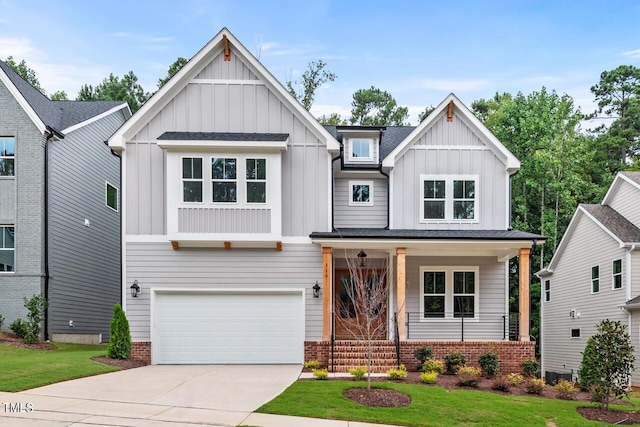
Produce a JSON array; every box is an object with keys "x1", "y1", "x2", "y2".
[{"x1": 0, "y1": 365, "x2": 302, "y2": 426}]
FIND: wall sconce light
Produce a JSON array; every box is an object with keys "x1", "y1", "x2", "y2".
[
  {"x1": 130, "y1": 280, "x2": 141, "y2": 298},
  {"x1": 312, "y1": 281, "x2": 321, "y2": 298},
  {"x1": 357, "y1": 250, "x2": 367, "y2": 267}
]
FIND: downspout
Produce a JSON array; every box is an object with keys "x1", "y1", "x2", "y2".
[
  {"x1": 508, "y1": 170, "x2": 519, "y2": 231},
  {"x1": 378, "y1": 130, "x2": 390, "y2": 230},
  {"x1": 330, "y1": 140, "x2": 343, "y2": 231},
  {"x1": 109, "y1": 146, "x2": 123, "y2": 306},
  {"x1": 627, "y1": 245, "x2": 636, "y2": 335}
]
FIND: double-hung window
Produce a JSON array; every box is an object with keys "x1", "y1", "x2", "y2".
[
  {"x1": 423, "y1": 271, "x2": 446, "y2": 318},
  {"x1": 182, "y1": 157, "x2": 203, "y2": 202},
  {"x1": 0, "y1": 137, "x2": 15, "y2": 177},
  {"x1": 591, "y1": 266, "x2": 600, "y2": 293},
  {"x1": 421, "y1": 267, "x2": 478, "y2": 319},
  {"x1": 544, "y1": 279, "x2": 550, "y2": 302},
  {"x1": 423, "y1": 180, "x2": 446, "y2": 219},
  {"x1": 0, "y1": 226, "x2": 15, "y2": 272},
  {"x1": 211, "y1": 158, "x2": 237, "y2": 203},
  {"x1": 453, "y1": 180, "x2": 475, "y2": 219},
  {"x1": 246, "y1": 158, "x2": 266, "y2": 203},
  {"x1": 349, "y1": 138, "x2": 373, "y2": 161},
  {"x1": 613, "y1": 259, "x2": 622, "y2": 289},
  {"x1": 421, "y1": 175, "x2": 477, "y2": 222},
  {"x1": 453, "y1": 272, "x2": 475, "y2": 318}
]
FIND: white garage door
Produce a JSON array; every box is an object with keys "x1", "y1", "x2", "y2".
[{"x1": 154, "y1": 291, "x2": 304, "y2": 364}]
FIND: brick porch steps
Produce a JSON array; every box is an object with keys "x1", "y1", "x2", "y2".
[{"x1": 329, "y1": 340, "x2": 399, "y2": 373}]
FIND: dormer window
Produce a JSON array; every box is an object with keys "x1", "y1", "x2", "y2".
[{"x1": 350, "y1": 138, "x2": 373, "y2": 161}]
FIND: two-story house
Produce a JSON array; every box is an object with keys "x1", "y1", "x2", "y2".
[
  {"x1": 109, "y1": 28, "x2": 544, "y2": 370},
  {"x1": 0, "y1": 60, "x2": 129, "y2": 343},
  {"x1": 538, "y1": 172, "x2": 640, "y2": 385}
]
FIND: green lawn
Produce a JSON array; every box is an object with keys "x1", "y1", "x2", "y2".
[
  {"x1": 0, "y1": 342, "x2": 120, "y2": 392},
  {"x1": 258, "y1": 381, "x2": 635, "y2": 427}
]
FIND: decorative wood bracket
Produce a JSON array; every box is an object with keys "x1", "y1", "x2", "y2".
[
  {"x1": 224, "y1": 241, "x2": 232, "y2": 250},
  {"x1": 171, "y1": 241, "x2": 179, "y2": 250},
  {"x1": 223, "y1": 34, "x2": 231, "y2": 61},
  {"x1": 447, "y1": 100, "x2": 454, "y2": 122},
  {"x1": 276, "y1": 241, "x2": 283, "y2": 251}
]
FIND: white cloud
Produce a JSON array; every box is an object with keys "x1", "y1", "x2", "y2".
[
  {"x1": 0, "y1": 37, "x2": 39, "y2": 60},
  {"x1": 622, "y1": 49, "x2": 640, "y2": 59}
]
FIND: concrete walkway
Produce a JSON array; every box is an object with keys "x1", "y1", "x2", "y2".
[{"x1": 0, "y1": 365, "x2": 403, "y2": 427}]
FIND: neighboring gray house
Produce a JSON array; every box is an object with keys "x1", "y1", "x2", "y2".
[
  {"x1": 538, "y1": 171, "x2": 640, "y2": 386},
  {"x1": 0, "y1": 60, "x2": 130, "y2": 343},
  {"x1": 109, "y1": 28, "x2": 544, "y2": 370}
]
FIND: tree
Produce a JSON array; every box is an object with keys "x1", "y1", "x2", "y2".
[
  {"x1": 579, "y1": 319, "x2": 634, "y2": 410},
  {"x1": 317, "y1": 113, "x2": 347, "y2": 126},
  {"x1": 22, "y1": 293, "x2": 48, "y2": 344},
  {"x1": 107, "y1": 303, "x2": 132, "y2": 359},
  {"x1": 418, "y1": 106, "x2": 436, "y2": 122},
  {"x1": 349, "y1": 87, "x2": 408, "y2": 126},
  {"x1": 4, "y1": 56, "x2": 45, "y2": 95},
  {"x1": 50, "y1": 90, "x2": 68, "y2": 101},
  {"x1": 77, "y1": 71, "x2": 149, "y2": 114},
  {"x1": 286, "y1": 60, "x2": 337, "y2": 111},
  {"x1": 157, "y1": 57, "x2": 188, "y2": 89}
]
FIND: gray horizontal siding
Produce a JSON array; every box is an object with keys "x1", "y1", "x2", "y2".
[
  {"x1": 334, "y1": 178, "x2": 387, "y2": 228},
  {"x1": 178, "y1": 207, "x2": 271, "y2": 233},
  {"x1": 125, "y1": 242, "x2": 323, "y2": 341}
]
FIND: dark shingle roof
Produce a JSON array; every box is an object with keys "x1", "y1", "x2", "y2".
[
  {"x1": 581, "y1": 204, "x2": 640, "y2": 243},
  {"x1": 621, "y1": 171, "x2": 640, "y2": 186},
  {"x1": 310, "y1": 228, "x2": 545, "y2": 241},
  {"x1": 323, "y1": 125, "x2": 415, "y2": 161},
  {"x1": 158, "y1": 132, "x2": 289, "y2": 141},
  {"x1": 0, "y1": 60, "x2": 124, "y2": 133}
]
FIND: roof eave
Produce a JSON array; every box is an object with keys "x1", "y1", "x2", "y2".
[{"x1": 0, "y1": 65, "x2": 47, "y2": 134}]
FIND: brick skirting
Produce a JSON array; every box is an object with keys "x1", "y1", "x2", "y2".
[
  {"x1": 131, "y1": 341, "x2": 151, "y2": 365},
  {"x1": 305, "y1": 340, "x2": 535, "y2": 373}
]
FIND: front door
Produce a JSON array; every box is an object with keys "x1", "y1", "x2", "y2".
[{"x1": 334, "y1": 269, "x2": 388, "y2": 339}]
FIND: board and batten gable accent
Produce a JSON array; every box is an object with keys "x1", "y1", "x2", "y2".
[
  {"x1": 194, "y1": 51, "x2": 259, "y2": 80},
  {"x1": 334, "y1": 177, "x2": 387, "y2": 228},
  {"x1": 607, "y1": 178, "x2": 640, "y2": 229},
  {"x1": 413, "y1": 111, "x2": 486, "y2": 147}
]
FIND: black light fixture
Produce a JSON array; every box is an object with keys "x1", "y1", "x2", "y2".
[
  {"x1": 130, "y1": 280, "x2": 141, "y2": 298},
  {"x1": 357, "y1": 250, "x2": 367, "y2": 267},
  {"x1": 312, "y1": 281, "x2": 321, "y2": 298}
]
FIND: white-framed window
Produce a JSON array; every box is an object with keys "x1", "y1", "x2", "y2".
[
  {"x1": 246, "y1": 158, "x2": 266, "y2": 203},
  {"x1": 420, "y1": 266, "x2": 479, "y2": 320},
  {"x1": 591, "y1": 265, "x2": 600, "y2": 293},
  {"x1": 0, "y1": 137, "x2": 15, "y2": 177},
  {"x1": 544, "y1": 279, "x2": 550, "y2": 302},
  {"x1": 420, "y1": 175, "x2": 478, "y2": 222},
  {"x1": 105, "y1": 182, "x2": 119, "y2": 212},
  {"x1": 570, "y1": 328, "x2": 581, "y2": 338},
  {"x1": 182, "y1": 157, "x2": 203, "y2": 203},
  {"x1": 613, "y1": 259, "x2": 623, "y2": 290},
  {"x1": 349, "y1": 138, "x2": 373, "y2": 161},
  {"x1": 211, "y1": 158, "x2": 237, "y2": 203},
  {"x1": 0, "y1": 226, "x2": 15, "y2": 272},
  {"x1": 349, "y1": 180, "x2": 373, "y2": 206}
]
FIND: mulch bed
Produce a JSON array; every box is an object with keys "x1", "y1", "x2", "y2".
[
  {"x1": 91, "y1": 356, "x2": 148, "y2": 370},
  {"x1": 577, "y1": 407, "x2": 640, "y2": 425},
  {"x1": 343, "y1": 388, "x2": 411, "y2": 407}
]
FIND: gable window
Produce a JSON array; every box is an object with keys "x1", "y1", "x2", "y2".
[
  {"x1": 421, "y1": 267, "x2": 478, "y2": 320},
  {"x1": 613, "y1": 259, "x2": 622, "y2": 290},
  {"x1": 349, "y1": 181, "x2": 373, "y2": 206},
  {"x1": 423, "y1": 271, "x2": 446, "y2": 318},
  {"x1": 350, "y1": 138, "x2": 373, "y2": 161},
  {"x1": 0, "y1": 137, "x2": 15, "y2": 177},
  {"x1": 571, "y1": 328, "x2": 581, "y2": 338},
  {"x1": 420, "y1": 175, "x2": 478, "y2": 222},
  {"x1": 0, "y1": 226, "x2": 14, "y2": 272},
  {"x1": 246, "y1": 158, "x2": 266, "y2": 203},
  {"x1": 211, "y1": 158, "x2": 237, "y2": 203},
  {"x1": 105, "y1": 182, "x2": 118, "y2": 211},
  {"x1": 182, "y1": 157, "x2": 203, "y2": 202},
  {"x1": 544, "y1": 279, "x2": 550, "y2": 302},
  {"x1": 591, "y1": 266, "x2": 600, "y2": 293}
]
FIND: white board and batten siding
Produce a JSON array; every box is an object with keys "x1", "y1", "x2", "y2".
[{"x1": 334, "y1": 177, "x2": 387, "y2": 228}]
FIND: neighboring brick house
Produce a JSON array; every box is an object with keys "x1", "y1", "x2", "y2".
[
  {"x1": 0, "y1": 60, "x2": 129, "y2": 343},
  {"x1": 109, "y1": 28, "x2": 544, "y2": 370},
  {"x1": 538, "y1": 172, "x2": 640, "y2": 386}
]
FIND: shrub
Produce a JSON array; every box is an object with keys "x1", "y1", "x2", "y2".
[
  {"x1": 554, "y1": 379, "x2": 576, "y2": 400},
  {"x1": 421, "y1": 359, "x2": 444, "y2": 374},
  {"x1": 312, "y1": 368, "x2": 328, "y2": 380},
  {"x1": 492, "y1": 376, "x2": 510, "y2": 392},
  {"x1": 10, "y1": 318, "x2": 28, "y2": 339},
  {"x1": 579, "y1": 319, "x2": 635, "y2": 410},
  {"x1": 458, "y1": 366, "x2": 481, "y2": 387},
  {"x1": 107, "y1": 303, "x2": 132, "y2": 360},
  {"x1": 387, "y1": 364, "x2": 407, "y2": 380},
  {"x1": 348, "y1": 367, "x2": 367, "y2": 381},
  {"x1": 0, "y1": 313, "x2": 4, "y2": 331},
  {"x1": 520, "y1": 359, "x2": 540, "y2": 378},
  {"x1": 413, "y1": 346, "x2": 433, "y2": 370},
  {"x1": 23, "y1": 294, "x2": 49, "y2": 344},
  {"x1": 445, "y1": 352, "x2": 466, "y2": 374},
  {"x1": 478, "y1": 351, "x2": 499, "y2": 377},
  {"x1": 525, "y1": 378, "x2": 546, "y2": 395},
  {"x1": 420, "y1": 372, "x2": 438, "y2": 384},
  {"x1": 304, "y1": 360, "x2": 320, "y2": 369},
  {"x1": 506, "y1": 372, "x2": 525, "y2": 387}
]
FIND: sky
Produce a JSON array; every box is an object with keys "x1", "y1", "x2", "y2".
[{"x1": 1, "y1": 0, "x2": 639, "y2": 125}]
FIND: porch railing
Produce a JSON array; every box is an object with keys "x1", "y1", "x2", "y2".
[{"x1": 406, "y1": 312, "x2": 520, "y2": 341}]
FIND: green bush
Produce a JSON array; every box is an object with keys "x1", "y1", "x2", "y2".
[
  {"x1": 492, "y1": 376, "x2": 510, "y2": 392},
  {"x1": 107, "y1": 303, "x2": 132, "y2": 359},
  {"x1": 23, "y1": 294, "x2": 49, "y2": 344},
  {"x1": 525, "y1": 378, "x2": 546, "y2": 395},
  {"x1": 506, "y1": 372, "x2": 525, "y2": 387},
  {"x1": 478, "y1": 351, "x2": 499, "y2": 377},
  {"x1": 420, "y1": 372, "x2": 438, "y2": 384},
  {"x1": 348, "y1": 367, "x2": 367, "y2": 381},
  {"x1": 312, "y1": 368, "x2": 328, "y2": 380},
  {"x1": 554, "y1": 379, "x2": 576, "y2": 400},
  {"x1": 0, "y1": 313, "x2": 4, "y2": 332},
  {"x1": 520, "y1": 359, "x2": 540, "y2": 378},
  {"x1": 10, "y1": 318, "x2": 28, "y2": 339},
  {"x1": 304, "y1": 360, "x2": 320, "y2": 369},
  {"x1": 445, "y1": 352, "x2": 466, "y2": 374},
  {"x1": 421, "y1": 359, "x2": 444, "y2": 374},
  {"x1": 387, "y1": 364, "x2": 408, "y2": 380},
  {"x1": 413, "y1": 346, "x2": 433, "y2": 370},
  {"x1": 458, "y1": 366, "x2": 481, "y2": 387}
]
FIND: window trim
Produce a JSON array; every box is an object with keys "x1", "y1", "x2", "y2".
[
  {"x1": 591, "y1": 265, "x2": 600, "y2": 294},
  {"x1": 419, "y1": 175, "x2": 479, "y2": 223},
  {"x1": 211, "y1": 157, "x2": 238, "y2": 204},
  {"x1": 245, "y1": 158, "x2": 267, "y2": 204},
  {"x1": 349, "y1": 180, "x2": 374, "y2": 206},
  {"x1": 0, "y1": 225, "x2": 15, "y2": 273},
  {"x1": 0, "y1": 137, "x2": 15, "y2": 178},
  {"x1": 348, "y1": 138, "x2": 374, "y2": 162},
  {"x1": 612, "y1": 259, "x2": 623, "y2": 290},
  {"x1": 182, "y1": 156, "x2": 204, "y2": 204},
  {"x1": 570, "y1": 328, "x2": 581, "y2": 339},
  {"x1": 105, "y1": 181, "x2": 119, "y2": 212},
  {"x1": 419, "y1": 266, "x2": 479, "y2": 321},
  {"x1": 544, "y1": 279, "x2": 550, "y2": 302}
]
